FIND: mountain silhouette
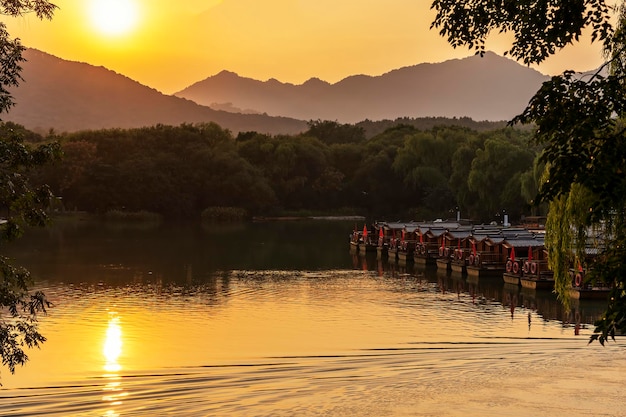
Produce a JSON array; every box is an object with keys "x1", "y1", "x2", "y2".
[
  {"x1": 5, "y1": 49, "x2": 308, "y2": 135},
  {"x1": 5, "y1": 49, "x2": 550, "y2": 134},
  {"x1": 175, "y1": 51, "x2": 550, "y2": 123}
]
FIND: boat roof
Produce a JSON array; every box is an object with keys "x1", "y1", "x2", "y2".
[
  {"x1": 502, "y1": 238, "x2": 545, "y2": 249},
  {"x1": 369, "y1": 222, "x2": 554, "y2": 251},
  {"x1": 445, "y1": 229, "x2": 473, "y2": 239}
]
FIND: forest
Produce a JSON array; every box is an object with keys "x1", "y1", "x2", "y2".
[{"x1": 13, "y1": 119, "x2": 543, "y2": 223}]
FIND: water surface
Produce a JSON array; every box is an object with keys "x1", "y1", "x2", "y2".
[{"x1": 0, "y1": 219, "x2": 623, "y2": 416}]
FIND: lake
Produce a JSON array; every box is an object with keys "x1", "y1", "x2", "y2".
[{"x1": 0, "y1": 218, "x2": 624, "y2": 416}]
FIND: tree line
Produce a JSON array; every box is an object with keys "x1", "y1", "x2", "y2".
[{"x1": 19, "y1": 119, "x2": 544, "y2": 223}]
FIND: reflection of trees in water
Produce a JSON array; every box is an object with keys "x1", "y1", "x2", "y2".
[{"x1": 6, "y1": 219, "x2": 358, "y2": 285}]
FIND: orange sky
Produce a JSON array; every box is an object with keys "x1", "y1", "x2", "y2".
[{"x1": 2, "y1": 0, "x2": 607, "y2": 94}]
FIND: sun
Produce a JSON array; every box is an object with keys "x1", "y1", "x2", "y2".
[{"x1": 88, "y1": 0, "x2": 139, "y2": 37}]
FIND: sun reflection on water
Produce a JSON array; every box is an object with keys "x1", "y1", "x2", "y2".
[
  {"x1": 104, "y1": 315, "x2": 123, "y2": 372},
  {"x1": 102, "y1": 312, "x2": 127, "y2": 414}
]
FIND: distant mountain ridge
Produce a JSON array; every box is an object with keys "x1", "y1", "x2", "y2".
[
  {"x1": 5, "y1": 49, "x2": 308, "y2": 135},
  {"x1": 4, "y1": 49, "x2": 550, "y2": 134},
  {"x1": 175, "y1": 52, "x2": 550, "y2": 123}
]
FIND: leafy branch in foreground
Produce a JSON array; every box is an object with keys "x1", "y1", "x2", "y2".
[
  {"x1": 431, "y1": 0, "x2": 626, "y2": 343},
  {"x1": 0, "y1": 128, "x2": 61, "y2": 379},
  {"x1": 0, "y1": 0, "x2": 58, "y2": 379}
]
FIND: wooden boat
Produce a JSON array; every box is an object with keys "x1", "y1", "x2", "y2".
[
  {"x1": 465, "y1": 226, "x2": 507, "y2": 278},
  {"x1": 435, "y1": 237, "x2": 452, "y2": 271},
  {"x1": 376, "y1": 222, "x2": 415, "y2": 262},
  {"x1": 447, "y1": 227, "x2": 473, "y2": 275},
  {"x1": 374, "y1": 223, "x2": 388, "y2": 259},
  {"x1": 349, "y1": 228, "x2": 360, "y2": 253},
  {"x1": 349, "y1": 224, "x2": 377, "y2": 255},
  {"x1": 501, "y1": 231, "x2": 546, "y2": 287},
  {"x1": 568, "y1": 286, "x2": 611, "y2": 299},
  {"x1": 567, "y1": 269, "x2": 611, "y2": 300},
  {"x1": 414, "y1": 222, "x2": 458, "y2": 266},
  {"x1": 502, "y1": 272, "x2": 521, "y2": 286},
  {"x1": 397, "y1": 238, "x2": 416, "y2": 263},
  {"x1": 397, "y1": 224, "x2": 422, "y2": 264},
  {"x1": 387, "y1": 237, "x2": 399, "y2": 262},
  {"x1": 518, "y1": 247, "x2": 554, "y2": 290},
  {"x1": 520, "y1": 271, "x2": 554, "y2": 290},
  {"x1": 502, "y1": 256, "x2": 523, "y2": 286}
]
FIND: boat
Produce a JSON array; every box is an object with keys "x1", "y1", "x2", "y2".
[
  {"x1": 520, "y1": 271, "x2": 554, "y2": 290},
  {"x1": 465, "y1": 226, "x2": 507, "y2": 278},
  {"x1": 396, "y1": 223, "x2": 423, "y2": 264},
  {"x1": 518, "y1": 246, "x2": 554, "y2": 290},
  {"x1": 435, "y1": 232, "x2": 453, "y2": 271},
  {"x1": 447, "y1": 227, "x2": 473, "y2": 274},
  {"x1": 501, "y1": 230, "x2": 546, "y2": 287},
  {"x1": 374, "y1": 223, "x2": 388, "y2": 259},
  {"x1": 397, "y1": 237, "x2": 416, "y2": 264},
  {"x1": 374, "y1": 222, "x2": 413, "y2": 262},
  {"x1": 349, "y1": 227, "x2": 360, "y2": 253},
  {"x1": 349, "y1": 224, "x2": 377, "y2": 255},
  {"x1": 567, "y1": 269, "x2": 611, "y2": 300},
  {"x1": 414, "y1": 222, "x2": 460, "y2": 266}
]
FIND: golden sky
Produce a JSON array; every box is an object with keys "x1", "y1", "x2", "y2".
[{"x1": 2, "y1": 0, "x2": 606, "y2": 94}]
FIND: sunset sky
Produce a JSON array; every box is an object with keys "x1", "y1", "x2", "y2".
[{"x1": 2, "y1": 0, "x2": 606, "y2": 94}]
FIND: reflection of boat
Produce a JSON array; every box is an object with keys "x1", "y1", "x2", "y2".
[
  {"x1": 502, "y1": 283, "x2": 520, "y2": 317},
  {"x1": 503, "y1": 282, "x2": 520, "y2": 294},
  {"x1": 466, "y1": 274, "x2": 479, "y2": 286}
]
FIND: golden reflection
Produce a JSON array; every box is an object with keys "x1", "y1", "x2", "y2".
[
  {"x1": 104, "y1": 315, "x2": 123, "y2": 372},
  {"x1": 102, "y1": 313, "x2": 127, "y2": 414}
]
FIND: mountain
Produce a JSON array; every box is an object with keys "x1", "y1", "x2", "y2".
[
  {"x1": 5, "y1": 49, "x2": 549, "y2": 134},
  {"x1": 5, "y1": 49, "x2": 308, "y2": 135},
  {"x1": 175, "y1": 52, "x2": 550, "y2": 123}
]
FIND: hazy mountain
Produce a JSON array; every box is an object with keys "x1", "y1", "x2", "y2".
[
  {"x1": 5, "y1": 49, "x2": 308, "y2": 135},
  {"x1": 4, "y1": 49, "x2": 551, "y2": 135},
  {"x1": 175, "y1": 52, "x2": 550, "y2": 123}
]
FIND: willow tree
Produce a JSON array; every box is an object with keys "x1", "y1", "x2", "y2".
[
  {"x1": 0, "y1": 0, "x2": 59, "y2": 379},
  {"x1": 431, "y1": 0, "x2": 625, "y2": 344}
]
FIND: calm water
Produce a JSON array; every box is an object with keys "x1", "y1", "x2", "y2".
[{"x1": 0, "y1": 218, "x2": 624, "y2": 416}]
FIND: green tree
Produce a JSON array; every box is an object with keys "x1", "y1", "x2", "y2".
[
  {"x1": 392, "y1": 127, "x2": 473, "y2": 219},
  {"x1": 519, "y1": 154, "x2": 548, "y2": 217},
  {"x1": 431, "y1": 0, "x2": 624, "y2": 343},
  {"x1": 348, "y1": 124, "x2": 412, "y2": 218},
  {"x1": 449, "y1": 137, "x2": 481, "y2": 220},
  {"x1": 467, "y1": 134, "x2": 534, "y2": 221},
  {"x1": 305, "y1": 120, "x2": 366, "y2": 145},
  {"x1": 0, "y1": 0, "x2": 59, "y2": 379}
]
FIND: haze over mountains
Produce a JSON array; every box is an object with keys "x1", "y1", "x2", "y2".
[
  {"x1": 176, "y1": 51, "x2": 549, "y2": 124},
  {"x1": 6, "y1": 49, "x2": 551, "y2": 134},
  {"x1": 6, "y1": 49, "x2": 308, "y2": 135}
]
